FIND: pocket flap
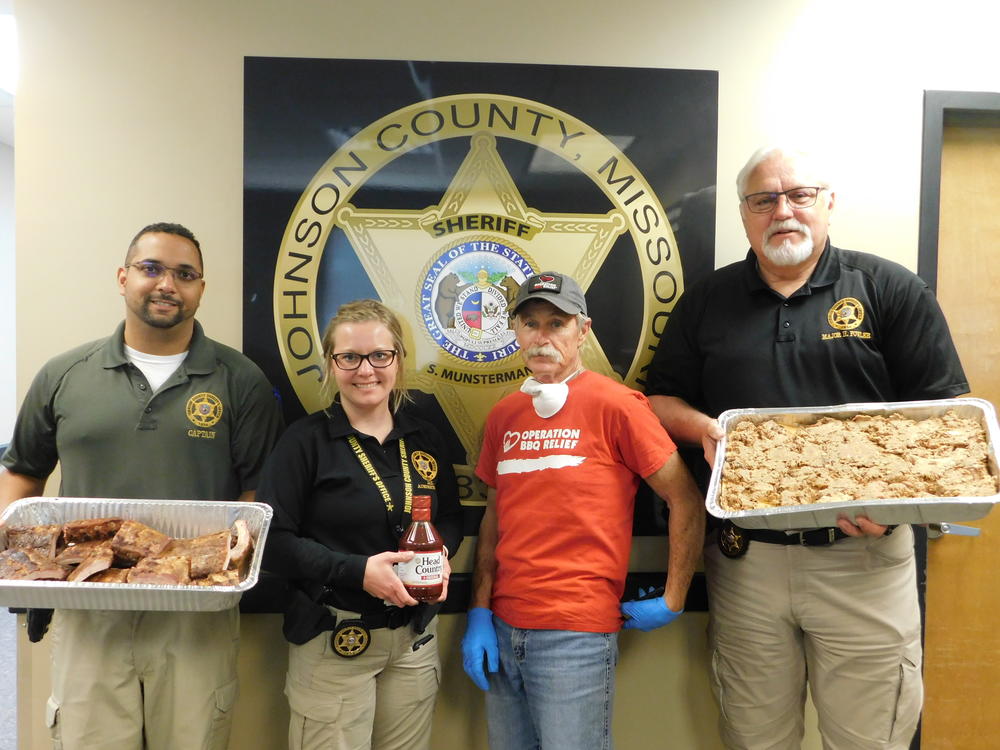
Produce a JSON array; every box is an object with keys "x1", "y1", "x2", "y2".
[
  {"x1": 284, "y1": 676, "x2": 345, "y2": 723},
  {"x1": 214, "y1": 676, "x2": 239, "y2": 713},
  {"x1": 45, "y1": 696, "x2": 60, "y2": 729}
]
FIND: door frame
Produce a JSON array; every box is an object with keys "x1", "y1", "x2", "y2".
[
  {"x1": 918, "y1": 90, "x2": 1000, "y2": 289},
  {"x1": 914, "y1": 89, "x2": 1000, "y2": 750}
]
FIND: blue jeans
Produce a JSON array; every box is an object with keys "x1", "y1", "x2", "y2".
[{"x1": 485, "y1": 614, "x2": 618, "y2": 750}]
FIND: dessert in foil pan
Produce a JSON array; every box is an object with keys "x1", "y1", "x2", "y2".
[{"x1": 705, "y1": 398, "x2": 1000, "y2": 530}]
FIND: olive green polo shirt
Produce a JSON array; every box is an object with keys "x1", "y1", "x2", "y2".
[{"x1": 2, "y1": 321, "x2": 283, "y2": 501}]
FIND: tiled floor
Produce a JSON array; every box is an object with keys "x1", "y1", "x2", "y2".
[{"x1": 0, "y1": 609, "x2": 17, "y2": 750}]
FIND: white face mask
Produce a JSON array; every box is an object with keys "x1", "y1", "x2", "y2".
[{"x1": 520, "y1": 369, "x2": 580, "y2": 418}]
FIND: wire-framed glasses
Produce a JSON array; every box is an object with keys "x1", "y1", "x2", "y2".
[
  {"x1": 743, "y1": 187, "x2": 825, "y2": 214},
  {"x1": 125, "y1": 261, "x2": 204, "y2": 283}
]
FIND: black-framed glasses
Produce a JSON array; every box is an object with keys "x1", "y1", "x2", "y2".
[
  {"x1": 743, "y1": 187, "x2": 825, "y2": 214},
  {"x1": 329, "y1": 350, "x2": 398, "y2": 370},
  {"x1": 126, "y1": 261, "x2": 204, "y2": 283}
]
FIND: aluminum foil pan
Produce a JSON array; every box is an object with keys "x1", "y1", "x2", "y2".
[
  {"x1": 705, "y1": 398, "x2": 1000, "y2": 530},
  {"x1": 0, "y1": 497, "x2": 272, "y2": 611}
]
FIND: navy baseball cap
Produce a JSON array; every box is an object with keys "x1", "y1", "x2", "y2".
[{"x1": 511, "y1": 271, "x2": 588, "y2": 317}]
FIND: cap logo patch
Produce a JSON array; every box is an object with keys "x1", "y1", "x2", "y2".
[{"x1": 530, "y1": 274, "x2": 561, "y2": 293}]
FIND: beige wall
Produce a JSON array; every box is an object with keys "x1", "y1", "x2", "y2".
[{"x1": 11, "y1": 0, "x2": 1000, "y2": 748}]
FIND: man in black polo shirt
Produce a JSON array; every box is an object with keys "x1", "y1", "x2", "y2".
[{"x1": 646, "y1": 146, "x2": 968, "y2": 750}]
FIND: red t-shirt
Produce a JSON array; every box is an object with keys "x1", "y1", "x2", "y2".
[{"x1": 476, "y1": 370, "x2": 677, "y2": 633}]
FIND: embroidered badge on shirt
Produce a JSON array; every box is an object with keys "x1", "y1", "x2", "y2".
[
  {"x1": 185, "y1": 392, "x2": 223, "y2": 438},
  {"x1": 827, "y1": 297, "x2": 865, "y2": 330},
  {"x1": 821, "y1": 297, "x2": 872, "y2": 340},
  {"x1": 411, "y1": 450, "x2": 438, "y2": 489}
]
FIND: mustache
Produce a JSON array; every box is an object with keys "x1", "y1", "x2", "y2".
[
  {"x1": 523, "y1": 345, "x2": 563, "y2": 362},
  {"x1": 146, "y1": 294, "x2": 180, "y2": 305},
  {"x1": 764, "y1": 219, "x2": 807, "y2": 242}
]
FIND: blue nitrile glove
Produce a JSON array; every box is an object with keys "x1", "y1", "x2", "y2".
[
  {"x1": 620, "y1": 587, "x2": 683, "y2": 631},
  {"x1": 461, "y1": 607, "x2": 499, "y2": 691}
]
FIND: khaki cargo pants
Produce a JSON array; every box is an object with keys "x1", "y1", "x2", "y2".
[
  {"x1": 47, "y1": 607, "x2": 239, "y2": 750},
  {"x1": 285, "y1": 612, "x2": 439, "y2": 750},
  {"x1": 704, "y1": 525, "x2": 922, "y2": 750}
]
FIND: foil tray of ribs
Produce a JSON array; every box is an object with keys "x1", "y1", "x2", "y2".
[
  {"x1": 705, "y1": 398, "x2": 1000, "y2": 530},
  {"x1": 0, "y1": 498, "x2": 271, "y2": 611}
]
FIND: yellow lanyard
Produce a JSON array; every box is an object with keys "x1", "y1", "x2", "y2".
[{"x1": 347, "y1": 435, "x2": 413, "y2": 515}]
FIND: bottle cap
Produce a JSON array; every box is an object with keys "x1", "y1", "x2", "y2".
[{"x1": 412, "y1": 494, "x2": 431, "y2": 520}]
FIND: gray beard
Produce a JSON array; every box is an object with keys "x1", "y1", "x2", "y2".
[
  {"x1": 763, "y1": 236, "x2": 813, "y2": 266},
  {"x1": 763, "y1": 222, "x2": 814, "y2": 266}
]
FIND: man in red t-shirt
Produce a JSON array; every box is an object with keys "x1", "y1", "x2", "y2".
[{"x1": 461, "y1": 271, "x2": 704, "y2": 750}]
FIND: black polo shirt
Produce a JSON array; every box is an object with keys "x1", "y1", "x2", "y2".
[
  {"x1": 646, "y1": 242, "x2": 969, "y2": 417},
  {"x1": 258, "y1": 403, "x2": 463, "y2": 622}
]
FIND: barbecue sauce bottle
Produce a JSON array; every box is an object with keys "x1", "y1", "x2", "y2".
[{"x1": 396, "y1": 495, "x2": 444, "y2": 602}]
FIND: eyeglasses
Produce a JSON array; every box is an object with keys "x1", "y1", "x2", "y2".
[
  {"x1": 126, "y1": 261, "x2": 204, "y2": 283},
  {"x1": 329, "y1": 350, "x2": 398, "y2": 370},
  {"x1": 743, "y1": 187, "x2": 825, "y2": 214}
]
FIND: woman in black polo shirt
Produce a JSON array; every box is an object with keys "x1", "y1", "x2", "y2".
[{"x1": 258, "y1": 299, "x2": 463, "y2": 750}]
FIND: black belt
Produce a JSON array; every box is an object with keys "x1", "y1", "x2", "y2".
[
  {"x1": 718, "y1": 520, "x2": 896, "y2": 558},
  {"x1": 355, "y1": 606, "x2": 413, "y2": 630},
  {"x1": 319, "y1": 592, "x2": 414, "y2": 631},
  {"x1": 749, "y1": 527, "x2": 850, "y2": 546}
]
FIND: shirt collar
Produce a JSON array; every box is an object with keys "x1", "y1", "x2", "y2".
[
  {"x1": 743, "y1": 238, "x2": 840, "y2": 296},
  {"x1": 101, "y1": 320, "x2": 214, "y2": 372},
  {"x1": 323, "y1": 400, "x2": 420, "y2": 441}
]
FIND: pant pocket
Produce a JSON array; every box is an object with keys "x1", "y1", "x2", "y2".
[
  {"x1": 889, "y1": 647, "x2": 923, "y2": 744},
  {"x1": 45, "y1": 696, "x2": 63, "y2": 750},
  {"x1": 286, "y1": 677, "x2": 348, "y2": 750},
  {"x1": 709, "y1": 648, "x2": 730, "y2": 724},
  {"x1": 205, "y1": 677, "x2": 239, "y2": 750}
]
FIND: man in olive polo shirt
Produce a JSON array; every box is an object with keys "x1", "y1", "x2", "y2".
[
  {"x1": 0, "y1": 222, "x2": 283, "y2": 750},
  {"x1": 646, "y1": 147, "x2": 968, "y2": 750}
]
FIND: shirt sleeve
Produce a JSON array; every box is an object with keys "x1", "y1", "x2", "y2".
[
  {"x1": 611, "y1": 389, "x2": 678, "y2": 478},
  {"x1": 1, "y1": 362, "x2": 63, "y2": 480},
  {"x1": 257, "y1": 422, "x2": 367, "y2": 589},
  {"x1": 228, "y1": 363, "x2": 285, "y2": 492},
  {"x1": 643, "y1": 288, "x2": 706, "y2": 406},
  {"x1": 877, "y1": 269, "x2": 969, "y2": 399}
]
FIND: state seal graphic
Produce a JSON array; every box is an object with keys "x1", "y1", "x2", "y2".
[{"x1": 420, "y1": 239, "x2": 537, "y2": 363}]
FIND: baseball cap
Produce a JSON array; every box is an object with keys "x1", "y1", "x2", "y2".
[{"x1": 510, "y1": 271, "x2": 588, "y2": 317}]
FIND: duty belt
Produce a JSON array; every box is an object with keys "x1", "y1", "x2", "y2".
[
  {"x1": 718, "y1": 520, "x2": 896, "y2": 559},
  {"x1": 751, "y1": 526, "x2": 851, "y2": 546},
  {"x1": 326, "y1": 603, "x2": 414, "y2": 658}
]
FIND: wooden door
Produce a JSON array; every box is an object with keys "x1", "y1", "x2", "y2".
[{"x1": 921, "y1": 123, "x2": 1000, "y2": 749}]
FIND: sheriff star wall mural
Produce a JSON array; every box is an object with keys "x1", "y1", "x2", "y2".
[{"x1": 244, "y1": 58, "x2": 718, "y2": 581}]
